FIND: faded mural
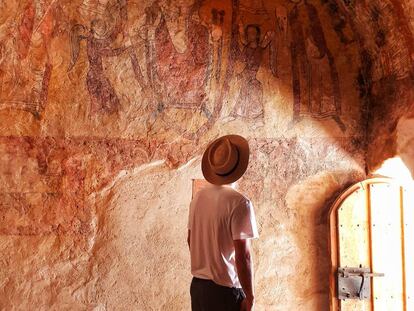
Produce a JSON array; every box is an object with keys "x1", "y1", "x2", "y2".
[
  {"x1": 0, "y1": 0, "x2": 413, "y2": 309},
  {"x1": 0, "y1": 0, "x2": 365, "y2": 135}
]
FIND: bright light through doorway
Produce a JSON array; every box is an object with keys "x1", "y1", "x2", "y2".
[{"x1": 374, "y1": 157, "x2": 414, "y2": 186}]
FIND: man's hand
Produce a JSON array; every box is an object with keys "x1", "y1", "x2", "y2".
[{"x1": 240, "y1": 296, "x2": 254, "y2": 311}]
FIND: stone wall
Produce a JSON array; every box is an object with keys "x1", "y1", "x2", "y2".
[
  {"x1": 361, "y1": 0, "x2": 414, "y2": 176},
  {"x1": 3, "y1": 0, "x2": 412, "y2": 309},
  {"x1": 365, "y1": 76, "x2": 414, "y2": 177}
]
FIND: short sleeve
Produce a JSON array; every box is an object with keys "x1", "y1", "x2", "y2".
[{"x1": 231, "y1": 199, "x2": 259, "y2": 240}]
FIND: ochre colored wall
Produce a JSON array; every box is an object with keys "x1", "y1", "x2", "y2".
[
  {"x1": 362, "y1": 0, "x2": 414, "y2": 176},
  {"x1": 2, "y1": 0, "x2": 412, "y2": 309}
]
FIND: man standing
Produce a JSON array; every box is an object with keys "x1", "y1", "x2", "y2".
[{"x1": 188, "y1": 135, "x2": 259, "y2": 311}]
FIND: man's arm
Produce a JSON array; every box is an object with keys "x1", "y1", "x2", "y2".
[
  {"x1": 187, "y1": 229, "x2": 191, "y2": 249},
  {"x1": 234, "y1": 239, "x2": 254, "y2": 310}
]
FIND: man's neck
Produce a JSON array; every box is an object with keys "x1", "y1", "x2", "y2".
[{"x1": 223, "y1": 182, "x2": 237, "y2": 189}]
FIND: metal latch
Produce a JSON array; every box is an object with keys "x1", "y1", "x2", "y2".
[{"x1": 338, "y1": 267, "x2": 384, "y2": 300}]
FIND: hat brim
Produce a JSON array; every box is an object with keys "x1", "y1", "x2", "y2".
[{"x1": 202, "y1": 135, "x2": 250, "y2": 185}]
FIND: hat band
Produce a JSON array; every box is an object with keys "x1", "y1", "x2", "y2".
[{"x1": 215, "y1": 148, "x2": 240, "y2": 177}]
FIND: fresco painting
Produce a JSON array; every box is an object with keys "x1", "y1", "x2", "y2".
[
  {"x1": 0, "y1": 1, "x2": 54, "y2": 118},
  {"x1": 0, "y1": 0, "x2": 370, "y2": 241},
  {"x1": 1, "y1": 0, "x2": 365, "y2": 132},
  {"x1": 3, "y1": 0, "x2": 413, "y2": 309}
]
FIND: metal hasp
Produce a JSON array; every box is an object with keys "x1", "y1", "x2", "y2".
[{"x1": 337, "y1": 267, "x2": 385, "y2": 300}]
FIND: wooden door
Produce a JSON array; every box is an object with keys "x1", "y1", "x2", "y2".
[{"x1": 329, "y1": 178, "x2": 414, "y2": 310}]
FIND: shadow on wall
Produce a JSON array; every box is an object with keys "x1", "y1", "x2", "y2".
[{"x1": 366, "y1": 75, "x2": 414, "y2": 175}]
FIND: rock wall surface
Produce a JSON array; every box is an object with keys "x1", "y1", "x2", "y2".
[
  {"x1": 360, "y1": 0, "x2": 414, "y2": 176},
  {"x1": 3, "y1": 0, "x2": 412, "y2": 309}
]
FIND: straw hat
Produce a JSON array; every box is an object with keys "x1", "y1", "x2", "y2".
[{"x1": 202, "y1": 135, "x2": 250, "y2": 185}]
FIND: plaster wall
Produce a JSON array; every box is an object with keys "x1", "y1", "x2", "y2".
[{"x1": 2, "y1": 0, "x2": 406, "y2": 309}]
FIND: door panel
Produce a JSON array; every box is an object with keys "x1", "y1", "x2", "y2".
[
  {"x1": 370, "y1": 183, "x2": 404, "y2": 310},
  {"x1": 337, "y1": 188, "x2": 372, "y2": 310},
  {"x1": 403, "y1": 187, "x2": 414, "y2": 309},
  {"x1": 329, "y1": 178, "x2": 413, "y2": 311}
]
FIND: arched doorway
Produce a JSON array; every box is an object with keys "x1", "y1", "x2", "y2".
[{"x1": 329, "y1": 178, "x2": 414, "y2": 310}]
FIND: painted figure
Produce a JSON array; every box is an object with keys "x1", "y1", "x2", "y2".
[
  {"x1": 231, "y1": 23, "x2": 273, "y2": 120},
  {"x1": 0, "y1": 0, "x2": 53, "y2": 118},
  {"x1": 225, "y1": 0, "x2": 276, "y2": 126},
  {"x1": 69, "y1": 0, "x2": 129, "y2": 115},
  {"x1": 288, "y1": 0, "x2": 345, "y2": 131},
  {"x1": 211, "y1": 8, "x2": 225, "y2": 83},
  {"x1": 138, "y1": 0, "x2": 216, "y2": 135},
  {"x1": 139, "y1": 2, "x2": 162, "y2": 89},
  {"x1": 153, "y1": 2, "x2": 210, "y2": 109},
  {"x1": 322, "y1": 0, "x2": 355, "y2": 45},
  {"x1": 136, "y1": 1, "x2": 231, "y2": 139}
]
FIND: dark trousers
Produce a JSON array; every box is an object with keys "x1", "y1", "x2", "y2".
[{"x1": 190, "y1": 277, "x2": 245, "y2": 311}]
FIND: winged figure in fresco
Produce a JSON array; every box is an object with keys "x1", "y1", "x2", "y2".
[
  {"x1": 68, "y1": 0, "x2": 131, "y2": 115},
  {"x1": 226, "y1": 0, "x2": 276, "y2": 125},
  {"x1": 230, "y1": 22, "x2": 274, "y2": 121}
]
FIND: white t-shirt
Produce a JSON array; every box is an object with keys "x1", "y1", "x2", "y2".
[{"x1": 188, "y1": 184, "x2": 259, "y2": 288}]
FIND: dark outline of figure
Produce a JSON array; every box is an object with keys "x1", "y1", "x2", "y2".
[
  {"x1": 142, "y1": 2, "x2": 161, "y2": 89},
  {"x1": 289, "y1": 0, "x2": 345, "y2": 131},
  {"x1": 153, "y1": 5, "x2": 210, "y2": 110},
  {"x1": 17, "y1": 0, "x2": 35, "y2": 61},
  {"x1": 140, "y1": 0, "x2": 216, "y2": 140},
  {"x1": 211, "y1": 8, "x2": 225, "y2": 83},
  {"x1": 231, "y1": 24, "x2": 267, "y2": 121},
  {"x1": 321, "y1": 0, "x2": 355, "y2": 45},
  {"x1": 68, "y1": 0, "x2": 129, "y2": 115},
  {"x1": 35, "y1": 63, "x2": 52, "y2": 119},
  {"x1": 228, "y1": 1, "x2": 275, "y2": 124},
  {"x1": 270, "y1": 4, "x2": 289, "y2": 78},
  {"x1": 0, "y1": 1, "x2": 53, "y2": 119}
]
